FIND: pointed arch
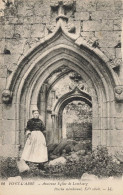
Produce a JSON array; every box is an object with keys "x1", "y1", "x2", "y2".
[
  {"x1": 3, "y1": 20, "x2": 121, "y2": 150},
  {"x1": 53, "y1": 87, "x2": 92, "y2": 114}
]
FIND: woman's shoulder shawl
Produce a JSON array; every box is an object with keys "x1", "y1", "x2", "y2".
[{"x1": 25, "y1": 118, "x2": 34, "y2": 130}]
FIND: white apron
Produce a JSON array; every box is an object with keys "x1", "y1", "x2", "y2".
[{"x1": 21, "y1": 131, "x2": 48, "y2": 163}]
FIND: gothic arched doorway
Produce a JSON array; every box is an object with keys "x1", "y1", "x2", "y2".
[
  {"x1": 50, "y1": 85, "x2": 92, "y2": 144},
  {"x1": 2, "y1": 17, "x2": 121, "y2": 156},
  {"x1": 37, "y1": 68, "x2": 92, "y2": 145}
]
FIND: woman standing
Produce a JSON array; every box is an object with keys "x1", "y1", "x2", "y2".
[{"x1": 21, "y1": 110, "x2": 48, "y2": 169}]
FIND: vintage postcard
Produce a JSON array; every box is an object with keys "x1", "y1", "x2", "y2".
[{"x1": 0, "y1": 0, "x2": 123, "y2": 194}]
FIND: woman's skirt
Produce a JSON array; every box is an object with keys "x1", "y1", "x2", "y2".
[{"x1": 21, "y1": 131, "x2": 48, "y2": 163}]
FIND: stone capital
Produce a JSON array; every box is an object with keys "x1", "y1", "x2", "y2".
[
  {"x1": 114, "y1": 85, "x2": 123, "y2": 102},
  {"x1": 2, "y1": 89, "x2": 12, "y2": 104}
]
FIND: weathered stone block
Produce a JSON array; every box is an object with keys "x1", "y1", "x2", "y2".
[
  {"x1": 100, "y1": 117, "x2": 108, "y2": 130},
  {"x1": 83, "y1": 21, "x2": 101, "y2": 31},
  {"x1": 2, "y1": 119, "x2": 15, "y2": 132},
  {"x1": 23, "y1": 16, "x2": 34, "y2": 24},
  {"x1": 4, "y1": 24, "x2": 14, "y2": 38},
  {"x1": 101, "y1": 129, "x2": 108, "y2": 145},
  {"x1": 5, "y1": 17, "x2": 18, "y2": 25},
  {"x1": 95, "y1": 31, "x2": 121, "y2": 47},
  {"x1": 109, "y1": 146, "x2": 123, "y2": 156},
  {"x1": 17, "y1": 16, "x2": 24, "y2": 24},
  {"x1": 81, "y1": 31, "x2": 95, "y2": 39},
  {"x1": 92, "y1": 130, "x2": 101, "y2": 146},
  {"x1": 0, "y1": 40, "x2": 5, "y2": 54},
  {"x1": 91, "y1": 10, "x2": 121, "y2": 20},
  {"x1": 0, "y1": 68, "x2": 7, "y2": 78},
  {"x1": 0, "y1": 144, "x2": 19, "y2": 157},
  {"x1": 115, "y1": 118, "x2": 123, "y2": 130},
  {"x1": 114, "y1": 19, "x2": 122, "y2": 31},
  {"x1": 92, "y1": 117, "x2": 100, "y2": 130},
  {"x1": 81, "y1": 173, "x2": 98, "y2": 180},
  {"x1": 49, "y1": 157, "x2": 66, "y2": 166},
  {"x1": 2, "y1": 104, "x2": 18, "y2": 120},
  {"x1": 0, "y1": 119, "x2": 2, "y2": 128},
  {"x1": 83, "y1": 20, "x2": 114, "y2": 32},
  {"x1": 17, "y1": 1, "x2": 32, "y2": 16},
  {"x1": 0, "y1": 136, "x2": 3, "y2": 145},
  {"x1": 5, "y1": 39, "x2": 25, "y2": 54},
  {"x1": 33, "y1": 16, "x2": 43, "y2": 24},
  {"x1": 31, "y1": 24, "x2": 45, "y2": 38},
  {"x1": 3, "y1": 131, "x2": 16, "y2": 144},
  {"x1": 119, "y1": 9, "x2": 123, "y2": 15},
  {"x1": 52, "y1": 139, "x2": 68, "y2": 155},
  {"x1": 101, "y1": 20, "x2": 114, "y2": 31},
  {"x1": 34, "y1": 2, "x2": 50, "y2": 16},
  {"x1": 116, "y1": 48, "x2": 122, "y2": 58},
  {"x1": 0, "y1": 25, "x2": 5, "y2": 38},
  {"x1": 0, "y1": 104, "x2": 2, "y2": 119},
  {"x1": 15, "y1": 24, "x2": 32, "y2": 38},
  {"x1": 42, "y1": 15, "x2": 50, "y2": 24},
  {"x1": 76, "y1": 0, "x2": 96, "y2": 12},
  {"x1": 75, "y1": 12, "x2": 89, "y2": 21},
  {"x1": 96, "y1": 0, "x2": 115, "y2": 11},
  {"x1": 4, "y1": 54, "x2": 21, "y2": 68},
  {"x1": 101, "y1": 117, "x2": 115, "y2": 130},
  {"x1": 0, "y1": 78, "x2": 6, "y2": 95},
  {"x1": 100, "y1": 48, "x2": 115, "y2": 59},
  {"x1": 14, "y1": 24, "x2": 23, "y2": 38},
  {"x1": 107, "y1": 130, "x2": 123, "y2": 147}
]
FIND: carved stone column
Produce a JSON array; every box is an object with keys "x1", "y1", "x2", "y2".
[
  {"x1": 120, "y1": 17, "x2": 123, "y2": 84},
  {"x1": 51, "y1": 112, "x2": 59, "y2": 144}
]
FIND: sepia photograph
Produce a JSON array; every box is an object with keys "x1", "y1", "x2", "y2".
[{"x1": 0, "y1": 0, "x2": 123, "y2": 194}]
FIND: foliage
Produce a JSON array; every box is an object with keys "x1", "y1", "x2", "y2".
[
  {"x1": 0, "y1": 147, "x2": 123, "y2": 179},
  {"x1": 45, "y1": 146, "x2": 123, "y2": 179},
  {"x1": 0, "y1": 157, "x2": 19, "y2": 179},
  {"x1": 0, "y1": 157, "x2": 48, "y2": 179},
  {"x1": 84, "y1": 146, "x2": 123, "y2": 178},
  {"x1": 44, "y1": 163, "x2": 64, "y2": 176}
]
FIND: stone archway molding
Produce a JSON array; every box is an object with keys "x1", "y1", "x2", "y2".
[
  {"x1": 50, "y1": 86, "x2": 92, "y2": 143},
  {"x1": 2, "y1": 18, "x2": 121, "y2": 104},
  {"x1": 53, "y1": 86, "x2": 92, "y2": 115},
  {"x1": 1, "y1": 18, "x2": 123, "y2": 153}
]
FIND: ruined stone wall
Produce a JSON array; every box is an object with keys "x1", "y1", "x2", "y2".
[
  {"x1": 0, "y1": 0, "x2": 122, "y2": 73},
  {"x1": 0, "y1": 0, "x2": 123, "y2": 157}
]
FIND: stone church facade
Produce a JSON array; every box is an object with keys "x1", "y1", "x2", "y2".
[{"x1": 0, "y1": 0, "x2": 123, "y2": 158}]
